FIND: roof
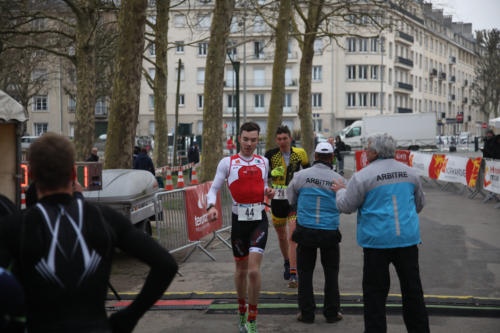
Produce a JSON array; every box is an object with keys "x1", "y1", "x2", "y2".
[{"x1": 0, "y1": 90, "x2": 27, "y2": 123}]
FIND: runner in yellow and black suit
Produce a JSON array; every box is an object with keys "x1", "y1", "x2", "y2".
[{"x1": 265, "y1": 125, "x2": 310, "y2": 288}]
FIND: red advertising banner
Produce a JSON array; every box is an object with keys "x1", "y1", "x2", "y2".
[
  {"x1": 428, "y1": 154, "x2": 446, "y2": 179},
  {"x1": 355, "y1": 150, "x2": 369, "y2": 171},
  {"x1": 185, "y1": 182, "x2": 222, "y2": 241},
  {"x1": 395, "y1": 150, "x2": 411, "y2": 165}
]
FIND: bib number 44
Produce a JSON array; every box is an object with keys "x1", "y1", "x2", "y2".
[{"x1": 238, "y1": 204, "x2": 262, "y2": 221}]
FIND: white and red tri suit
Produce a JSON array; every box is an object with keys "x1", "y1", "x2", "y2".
[{"x1": 207, "y1": 153, "x2": 269, "y2": 214}]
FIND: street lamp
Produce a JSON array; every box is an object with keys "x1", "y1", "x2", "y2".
[
  {"x1": 227, "y1": 51, "x2": 240, "y2": 151},
  {"x1": 380, "y1": 36, "x2": 385, "y2": 114}
]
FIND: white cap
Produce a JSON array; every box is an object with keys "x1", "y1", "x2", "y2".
[{"x1": 315, "y1": 142, "x2": 333, "y2": 154}]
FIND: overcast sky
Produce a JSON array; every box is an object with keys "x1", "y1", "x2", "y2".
[{"x1": 430, "y1": 0, "x2": 500, "y2": 32}]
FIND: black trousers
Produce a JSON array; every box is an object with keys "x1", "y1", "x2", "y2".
[
  {"x1": 297, "y1": 242, "x2": 340, "y2": 320},
  {"x1": 363, "y1": 245, "x2": 429, "y2": 333}
]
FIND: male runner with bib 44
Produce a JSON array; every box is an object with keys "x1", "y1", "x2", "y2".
[{"x1": 207, "y1": 122, "x2": 274, "y2": 333}]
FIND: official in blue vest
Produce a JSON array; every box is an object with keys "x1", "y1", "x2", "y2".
[
  {"x1": 287, "y1": 142, "x2": 345, "y2": 324},
  {"x1": 332, "y1": 134, "x2": 429, "y2": 333}
]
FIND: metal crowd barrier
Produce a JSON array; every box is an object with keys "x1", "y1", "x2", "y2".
[
  {"x1": 206, "y1": 183, "x2": 232, "y2": 249},
  {"x1": 153, "y1": 183, "x2": 234, "y2": 263}
]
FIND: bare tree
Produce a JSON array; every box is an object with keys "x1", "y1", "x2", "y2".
[
  {"x1": 200, "y1": 0, "x2": 235, "y2": 181},
  {"x1": 264, "y1": 0, "x2": 292, "y2": 150},
  {"x1": 473, "y1": 29, "x2": 500, "y2": 118},
  {"x1": 104, "y1": 0, "x2": 148, "y2": 169},
  {"x1": 0, "y1": 0, "x2": 120, "y2": 160}
]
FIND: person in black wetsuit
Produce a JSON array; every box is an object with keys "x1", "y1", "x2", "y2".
[{"x1": 0, "y1": 133, "x2": 178, "y2": 333}]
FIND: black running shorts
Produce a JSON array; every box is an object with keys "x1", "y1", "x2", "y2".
[{"x1": 231, "y1": 212, "x2": 268, "y2": 260}]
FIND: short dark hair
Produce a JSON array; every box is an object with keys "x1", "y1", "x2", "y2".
[
  {"x1": 239, "y1": 122, "x2": 260, "y2": 135},
  {"x1": 276, "y1": 125, "x2": 291, "y2": 137},
  {"x1": 315, "y1": 153, "x2": 333, "y2": 163},
  {"x1": 28, "y1": 133, "x2": 75, "y2": 192}
]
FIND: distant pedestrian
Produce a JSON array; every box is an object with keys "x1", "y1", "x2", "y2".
[
  {"x1": 482, "y1": 130, "x2": 496, "y2": 158},
  {"x1": 133, "y1": 146, "x2": 140, "y2": 163},
  {"x1": 335, "y1": 136, "x2": 347, "y2": 175},
  {"x1": 188, "y1": 142, "x2": 200, "y2": 180},
  {"x1": 85, "y1": 147, "x2": 99, "y2": 162},
  {"x1": 332, "y1": 134, "x2": 429, "y2": 333},
  {"x1": 133, "y1": 147, "x2": 155, "y2": 175},
  {"x1": 287, "y1": 142, "x2": 344, "y2": 324},
  {"x1": 492, "y1": 135, "x2": 500, "y2": 159}
]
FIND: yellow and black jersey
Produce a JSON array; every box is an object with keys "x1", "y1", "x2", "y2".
[{"x1": 264, "y1": 146, "x2": 310, "y2": 187}]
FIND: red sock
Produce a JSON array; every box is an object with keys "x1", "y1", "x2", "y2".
[
  {"x1": 238, "y1": 298, "x2": 246, "y2": 315},
  {"x1": 248, "y1": 304, "x2": 258, "y2": 322},
  {"x1": 290, "y1": 268, "x2": 297, "y2": 275}
]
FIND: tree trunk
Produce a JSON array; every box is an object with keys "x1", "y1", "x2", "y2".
[
  {"x1": 265, "y1": 0, "x2": 292, "y2": 150},
  {"x1": 152, "y1": 0, "x2": 170, "y2": 168},
  {"x1": 74, "y1": 9, "x2": 97, "y2": 161},
  {"x1": 298, "y1": 0, "x2": 324, "y2": 160},
  {"x1": 200, "y1": 0, "x2": 235, "y2": 182},
  {"x1": 104, "y1": 0, "x2": 147, "y2": 169}
]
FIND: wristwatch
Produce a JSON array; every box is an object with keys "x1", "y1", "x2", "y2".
[{"x1": 206, "y1": 204, "x2": 215, "y2": 211}]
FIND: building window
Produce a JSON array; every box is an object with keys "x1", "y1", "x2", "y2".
[
  {"x1": 254, "y1": 16, "x2": 264, "y2": 32},
  {"x1": 313, "y1": 118, "x2": 322, "y2": 132},
  {"x1": 254, "y1": 41, "x2": 264, "y2": 59},
  {"x1": 254, "y1": 94, "x2": 265, "y2": 112},
  {"x1": 312, "y1": 66, "x2": 322, "y2": 81},
  {"x1": 149, "y1": 121, "x2": 155, "y2": 135},
  {"x1": 33, "y1": 95, "x2": 48, "y2": 111},
  {"x1": 312, "y1": 93, "x2": 322, "y2": 107},
  {"x1": 370, "y1": 93, "x2": 378, "y2": 107},
  {"x1": 389, "y1": 68, "x2": 392, "y2": 84},
  {"x1": 347, "y1": 38, "x2": 356, "y2": 52},
  {"x1": 197, "y1": 14, "x2": 211, "y2": 29},
  {"x1": 95, "y1": 98, "x2": 107, "y2": 115},
  {"x1": 197, "y1": 68, "x2": 205, "y2": 84},
  {"x1": 359, "y1": 38, "x2": 368, "y2": 52},
  {"x1": 148, "y1": 67, "x2": 155, "y2": 80},
  {"x1": 198, "y1": 42, "x2": 208, "y2": 56},
  {"x1": 314, "y1": 39, "x2": 323, "y2": 54},
  {"x1": 178, "y1": 94, "x2": 185, "y2": 107},
  {"x1": 371, "y1": 38, "x2": 378, "y2": 52},
  {"x1": 347, "y1": 65, "x2": 356, "y2": 80},
  {"x1": 227, "y1": 40, "x2": 237, "y2": 58},
  {"x1": 370, "y1": 65, "x2": 378, "y2": 80},
  {"x1": 148, "y1": 94, "x2": 154, "y2": 110},
  {"x1": 359, "y1": 93, "x2": 368, "y2": 107},
  {"x1": 33, "y1": 123, "x2": 48, "y2": 136},
  {"x1": 197, "y1": 94, "x2": 204, "y2": 109},
  {"x1": 347, "y1": 93, "x2": 356, "y2": 107},
  {"x1": 68, "y1": 97, "x2": 76, "y2": 112},
  {"x1": 174, "y1": 14, "x2": 185, "y2": 27},
  {"x1": 359, "y1": 65, "x2": 368, "y2": 79},
  {"x1": 148, "y1": 43, "x2": 155, "y2": 56},
  {"x1": 175, "y1": 41, "x2": 184, "y2": 53},
  {"x1": 283, "y1": 93, "x2": 292, "y2": 112},
  {"x1": 227, "y1": 94, "x2": 236, "y2": 108}
]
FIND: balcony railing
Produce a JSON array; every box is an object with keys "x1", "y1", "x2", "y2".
[
  {"x1": 450, "y1": 75, "x2": 456, "y2": 83},
  {"x1": 449, "y1": 94, "x2": 455, "y2": 101},
  {"x1": 397, "y1": 107, "x2": 413, "y2": 113},
  {"x1": 396, "y1": 56, "x2": 413, "y2": 68},
  {"x1": 396, "y1": 81, "x2": 413, "y2": 91},
  {"x1": 396, "y1": 30, "x2": 414, "y2": 43},
  {"x1": 449, "y1": 56, "x2": 457, "y2": 64},
  {"x1": 429, "y1": 68, "x2": 437, "y2": 77},
  {"x1": 224, "y1": 79, "x2": 298, "y2": 88},
  {"x1": 439, "y1": 72, "x2": 446, "y2": 80}
]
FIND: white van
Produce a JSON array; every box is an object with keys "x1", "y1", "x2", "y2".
[{"x1": 21, "y1": 136, "x2": 39, "y2": 150}]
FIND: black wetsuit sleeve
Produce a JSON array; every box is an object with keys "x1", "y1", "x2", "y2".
[
  {"x1": 0, "y1": 213, "x2": 21, "y2": 269},
  {"x1": 101, "y1": 206, "x2": 178, "y2": 333}
]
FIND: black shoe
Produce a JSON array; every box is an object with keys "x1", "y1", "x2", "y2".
[
  {"x1": 297, "y1": 313, "x2": 314, "y2": 324},
  {"x1": 325, "y1": 312, "x2": 343, "y2": 323},
  {"x1": 283, "y1": 261, "x2": 290, "y2": 280}
]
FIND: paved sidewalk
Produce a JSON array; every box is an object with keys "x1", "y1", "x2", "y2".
[{"x1": 110, "y1": 175, "x2": 500, "y2": 332}]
